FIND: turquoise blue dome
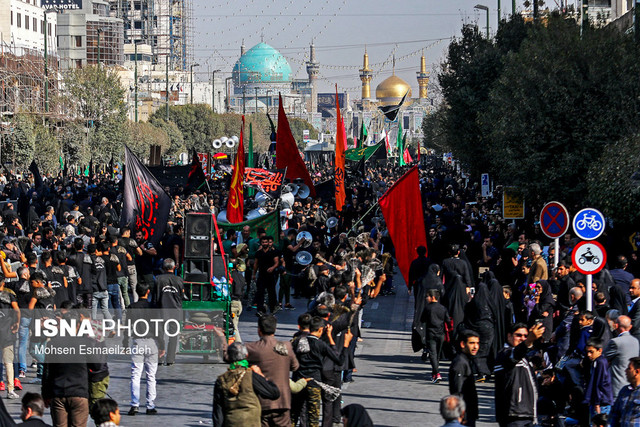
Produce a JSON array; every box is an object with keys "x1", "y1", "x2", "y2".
[{"x1": 232, "y1": 43, "x2": 292, "y2": 85}]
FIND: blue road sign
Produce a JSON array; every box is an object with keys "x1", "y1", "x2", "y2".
[{"x1": 573, "y1": 208, "x2": 605, "y2": 241}]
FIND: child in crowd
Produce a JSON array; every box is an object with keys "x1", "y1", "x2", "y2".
[{"x1": 583, "y1": 339, "x2": 613, "y2": 419}]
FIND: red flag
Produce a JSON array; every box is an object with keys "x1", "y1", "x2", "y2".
[
  {"x1": 379, "y1": 166, "x2": 427, "y2": 287},
  {"x1": 227, "y1": 116, "x2": 245, "y2": 223},
  {"x1": 275, "y1": 94, "x2": 316, "y2": 196},
  {"x1": 403, "y1": 147, "x2": 413, "y2": 164},
  {"x1": 335, "y1": 85, "x2": 346, "y2": 212}
]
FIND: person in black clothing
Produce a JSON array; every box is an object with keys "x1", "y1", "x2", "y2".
[
  {"x1": 442, "y1": 244, "x2": 474, "y2": 291},
  {"x1": 41, "y1": 251, "x2": 69, "y2": 309},
  {"x1": 421, "y1": 289, "x2": 451, "y2": 383},
  {"x1": 449, "y1": 329, "x2": 480, "y2": 427},
  {"x1": 109, "y1": 235, "x2": 131, "y2": 308},
  {"x1": 20, "y1": 392, "x2": 52, "y2": 426},
  {"x1": 155, "y1": 258, "x2": 183, "y2": 365},
  {"x1": 408, "y1": 246, "x2": 432, "y2": 294},
  {"x1": 291, "y1": 316, "x2": 353, "y2": 427},
  {"x1": 10, "y1": 266, "x2": 32, "y2": 378},
  {"x1": 67, "y1": 238, "x2": 93, "y2": 307},
  {"x1": 229, "y1": 260, "x2": 246, "y2": 342},
  {"x1": 99, "y1": 241, "x2": 122, "y2": 321},
  {"x1": 252, "y1": 236, "x2": 280, "y2": 314},
  {"x1": 493, "y1": 323, "x2": 545, "y2": 427}
]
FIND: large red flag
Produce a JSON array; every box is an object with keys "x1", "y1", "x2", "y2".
[
  {"x1": 379, "y1": 166, "x2": 427, "y2": 287},
  {"x1": 275, "y1": 94, "x2": 316, "y2": 196},
  {"x1": 227, "y1": 116, "x2": 245, "y2": 223},
  {"x1": 403, "y1": 147, "x2": 413, "y2": 164},
  {"x1": 335, "y1": 86, "x2": 346, "y2": 212}
]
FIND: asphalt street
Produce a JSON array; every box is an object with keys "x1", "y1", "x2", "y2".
[{"x1": 3, "y1": 272, "x2": 496, "y2": 426}]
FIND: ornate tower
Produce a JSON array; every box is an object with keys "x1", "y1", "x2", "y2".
[
  {"x1": 240, "y1": 40, "x2": 246, "y2": 56},
  {"x1": 417, "y1": 51, "x2": 429, "y2": 100},
  {"x1": 306, "y1": 42, "x2": 320, "y2": 113},
  {"x1": 359, "y1": 49, "x2": 373, "y2": 100}
]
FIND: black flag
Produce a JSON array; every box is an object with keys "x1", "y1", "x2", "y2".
[
  {"x1": 29, "y1": 160, "x2": 43, "y2": 190},
  {"x1": 185, "y1": 151, "x2": 206, "y2": 194},
  {"x1": 267, "y1": 112, "x2": 277, "y2": 154},
  {"x1": 121, "y1": 146, "x2": 171, "y2": 246},
  {"x1": 379, "y1": 89, "x2": 409, "y2": 122}
]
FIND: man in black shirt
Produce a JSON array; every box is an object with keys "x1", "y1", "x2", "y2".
[
  {"x1": 119, "y1": 227, "x2": 142, "y2": 304},
  {"x1": 100, "y1": 241, "x2": 122, "y2": 320},
  {"x1": 155, "y1": 259, "x2": 183, "y2": 365},
  {"x1": 449, "y1": 330, "x2": 480, "y2": 427},
  {"x1": 252, "y1": 236, "x2": 280, "y2": 314},
  {"x1": 88, "y1": 244, "x2": 111, "y2": 321},
  {"x1": 9, "y1": 267, "x2": 31, "y2": 378},
  {"x1": 0, "y1": 273, "x2": 20, "y2": 399},
  {"x1": 67, "y1": 238, "x2": 93, "y2": 307},
  {"x1": 110, "y1": 236, "x2": 131, "y2": 308},
  {"x1": 291, "y1": 316, "x2": 353, "y2": 427}
]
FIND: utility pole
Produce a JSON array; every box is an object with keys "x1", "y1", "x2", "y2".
[
  {"x1": 475, "y1": 5, "x2": 490, "y2": 37},
  {"x1": 190, "y1": 63, "x2": 200, "y2": 104},
  {"x1": 581, "y1": 0, "x2": 588, "y2": 37},
  {"x1": 636, "y1": 0, "x2": 640, "y2": 43},
  {"x1": 134, "y1": 43, "x2": 138, "y2": 122},
  {"x1": 44, "y1": 11, "x2": 49, "y2": 113},
  {"x1": 165, "y1": 55, "x2": 169, "y2": 120},
  {"x1": 512, "y1": 0, "x2": 516, "y2": 15},
  {"x1": 242, "y1": 89, "x2": 246, "y2": 115},
  {"x1": 211, "y1": 69, "x2": 220, "y2": 112},
  {"x1": 255, "y1": 87, "x2": 258, "y2": 115},
  {"x1": 97, "y1": 28, "x2": 103, "y2": 66},
  {"x1": 497, "y1": 0, "x2": 501, "y2": 26}
]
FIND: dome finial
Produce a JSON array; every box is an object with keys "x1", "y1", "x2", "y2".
[{"x1": 392, "y1": 54, "x2": 396, "y2": 75}]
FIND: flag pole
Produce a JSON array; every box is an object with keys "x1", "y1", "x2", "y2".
[{"x1": 346, "y1": 200, "x2": 381, "y2": 237}]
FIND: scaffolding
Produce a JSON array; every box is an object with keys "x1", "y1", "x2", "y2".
[
  {"x1": 0, "y1": 41, "x2": 59, "y2": 116},
  {"x1": 109, "y1": 0, "x2": 192, "y2": 71}
]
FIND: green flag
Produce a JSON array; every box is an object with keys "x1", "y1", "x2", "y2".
[
  {"x1": 247, "y1": 123, "x2": 254, "y2": 197},
  {"x1": 345, "y1": 141, "x2": 384, "y2": 162},
  {"x1": 59, "y1": 156, "x2": 64, "y2": 171},
  {"x1": 358, "y1": 121, "x2": 367, "y2": 149},
  {"x1": 219, "y1": 210, "x2": 280, "y2": 246},
  {"x1": 397, "y1": 123, "x2": 405, "y2": 166}
]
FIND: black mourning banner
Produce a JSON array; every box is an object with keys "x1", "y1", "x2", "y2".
[
  {"x1": 121, "y1": 146, "x2": 170, "y2": 246},
  {"x1": 378, "y1": 90, "x2": 409, "y2": 122}
]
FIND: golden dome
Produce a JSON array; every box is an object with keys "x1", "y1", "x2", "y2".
[{"x1": 375, "y1": 75, "x2": 412, "y2": 105}]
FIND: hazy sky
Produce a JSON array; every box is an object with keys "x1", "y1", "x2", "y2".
[{"x1": 190, "y1": 0, "x2": 516, "y2": 96}]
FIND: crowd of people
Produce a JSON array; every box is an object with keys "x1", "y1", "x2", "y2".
[{"x1": 0, "y1": 152, "x2": 636, "y2": 427}]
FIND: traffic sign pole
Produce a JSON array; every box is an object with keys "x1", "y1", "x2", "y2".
[
  {"x1": 586, "y1": 274, "x2": 592, "y2": 311},
  {"x1": 554, "y1": 238, "x2": 559, "y2": 270}
]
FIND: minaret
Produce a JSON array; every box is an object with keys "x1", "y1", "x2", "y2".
[
  {"x1": 359, "y1": 48, "x2": 373, "y2": 100},
  {"x1": 306, "y1": 42, "x2": 319, "y2": 113},
  {"x1": 240, "y1": 39, "x2": 246, "y2": 56},
  {"x1": 417, "y1": 51, "x2": 429, "y2": 100}
]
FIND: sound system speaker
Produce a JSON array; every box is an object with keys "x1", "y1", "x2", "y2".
[
  {"x1": 185, "y1": 213, "x2": 213, "y2": 259},
  {"x1": 213, "y1": 254, "x2": 229, "y2": 278}
]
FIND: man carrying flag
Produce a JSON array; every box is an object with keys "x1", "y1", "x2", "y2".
[
  {"x1": 335, "y1": 85, "x2": 346, "y2": 212},
  {"x1": 185, "y1": 152, "x2": 207, "y2": 194},
  {"x1": 227, "y1": 116, "x2": 245, "y2": 223},
  {"x1": 358, "y1": 121, "x2": 368, "y2": 148}
]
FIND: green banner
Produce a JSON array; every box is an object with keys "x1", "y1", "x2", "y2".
[
  {"x1": 218, "y1": 210, "x2": 280, "y2": 246},
  {"x1": 345, "y1": 142, "x2": 384, "y2": 162}
]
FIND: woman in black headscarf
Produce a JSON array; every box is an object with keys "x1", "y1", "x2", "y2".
[
  {"x1": 463, "y1": 281, "x2": 495, "y2": 378},
  {"x1": 529, "y1": 280, "x2": 555, "y2": 342},
  {"x1": 483, "y1": 271, "x2": 508, "y2": 360},
  {"x1": 442, "y1": 274, "x2": 468, "y2": 332},
  {"x1": 412, "y1": 264, "x2": 443, "y2": 353},
  {"x1": 341, "y1": 404, "x2": 374, "y2": 427}
]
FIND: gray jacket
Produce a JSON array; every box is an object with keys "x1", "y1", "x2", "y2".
[{"x1": 604, "y1": 331, "x2": 640, "y2": 398}]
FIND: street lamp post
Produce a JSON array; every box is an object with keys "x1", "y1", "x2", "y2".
[
  {"x1": 211, "y1": 69, "x2": 220, "y2": 112},
  {"x1": 43, "y1": 9, "x2": 52, "y2": 113},
  {"x1": 134, "y1": 42, "x2": 138, "y2": 122},
  {"x1": 266, "y1": 89, "x2": 271, "y2": 115},
  {"x1": 190, "y1": 63, "x2": 200, "y2": 104},
  {"x1": 474, "y1": 4, "x2": 490, "y2": 37},
  {"x1": 97, "y1": 28, "x2": 103, "y2": 66}
]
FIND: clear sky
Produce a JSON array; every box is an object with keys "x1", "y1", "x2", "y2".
[{"x1": 190, "y1": 0, "x2": 516, "y2": 96}]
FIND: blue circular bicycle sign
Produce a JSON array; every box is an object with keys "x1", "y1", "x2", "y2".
[{"x1": 572, "y1": 208, "x2": 605, "y2": 241}]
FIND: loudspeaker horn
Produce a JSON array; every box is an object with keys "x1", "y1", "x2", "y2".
[
  {"x1": 296, "y1": 184, "x2": 310, "y2": 199},
  {"x1": 326, "y1": 217, "x2": 338, "y2": 229},
  {"x1": 246, "y1": 208, "x2": 267, "y2": 220},
  {"x1": 280, "y1": 192, "x2": 295, "y2": 209},
  {"x1": 255, "y1": 192, "x2": 270, "y2": 206},
  {"x1": 216, "y1": 210, "x2": 229, "y2": 224},
  {"x1": 213, "y1": 139, "x2": 222, "y2": 148}
]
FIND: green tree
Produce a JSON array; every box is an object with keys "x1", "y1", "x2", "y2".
[
  {"x1": 6, "y1": 114, "x2": 36, "y2": 170},
  {"x1": 288, "y1": 117, "x2": 318, "y2": 149},
  {"x1": 149, "y1": 119, "x2": 185, "y2": 156},
  {"x1": 151, "y1": 104, "x2": 217, "y2": 152},
  {"x1": 588, "y1": 136, "x2": 640, "y2": 226},
  {"x1": 481, "y1": 16, "x2": 640, "y2": 205},
  {"x1": 126, "y1": 121, "x2": 170, "y2": 160},
  {"x1": 58, "y1": 120, "x2": 91, "y2": 168},
  {"x1": 59, "y1": 65, "x2": 128, "y2": 160},
  {"x1": 32, "y1": 122, "x2": 60, "y2": 174}
]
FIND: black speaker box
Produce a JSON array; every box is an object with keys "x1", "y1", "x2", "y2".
[
  {"x1": 185, "y1": 213, "x2": 212, "y2": 259},
  {"x1": 213, "y1": 254, "x2": 229, "y2": 278}
]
